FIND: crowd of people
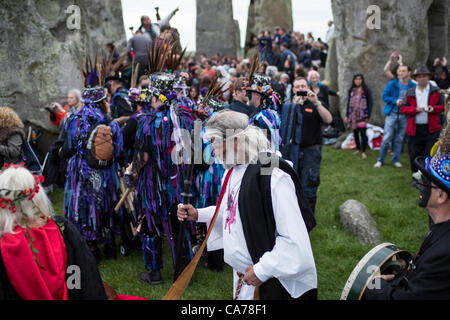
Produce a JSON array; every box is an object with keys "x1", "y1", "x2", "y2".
[{"x1": 0, "y1": 6, "x2": 450, "y2": 301}]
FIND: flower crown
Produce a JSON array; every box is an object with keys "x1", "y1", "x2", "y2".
[
  {"x1": 0, "y1": 163, "x2": 47, "y2": 269},
  {"x1": 0, "y1": 163, "x2": 44, "y2": 214}
]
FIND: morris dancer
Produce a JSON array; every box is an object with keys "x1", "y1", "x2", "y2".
[
  {"x1": 61, "y1": 58, "x2": 123, "y2": 261},
  {"x1": 244, "y1": 55, "x2": 281, "y2": 152},
  {"x1": 125, "y1": 41, "x2": 195, "y2": 285},
  {"x1": 193, "y1": 81, "x2": 229, "y2": 271}
]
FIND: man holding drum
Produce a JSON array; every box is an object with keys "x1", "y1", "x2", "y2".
[{"x1": 364, "y1": 114, "x2": 450, "y2": 300}]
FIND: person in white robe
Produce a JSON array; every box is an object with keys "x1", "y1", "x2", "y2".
[{"x1": 177, "y1": 110, "x2": 317, "y2": 300}]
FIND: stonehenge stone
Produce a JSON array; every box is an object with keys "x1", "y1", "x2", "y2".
[
  {"x1": 245, "y1": 0, "x2": 293, "y2": 55},
  {"x1": 196, "y1": 0, "x2": 238, "y2": 58},
  {"x1": 338, "y1": 200, "x2": 380, "y2": 246},
  {"x1": 0, "y1": 0, "x2": 127, "y2": 131},
  {"x1": 327, "y1": 0, "x2": 449, "y2": 126}
]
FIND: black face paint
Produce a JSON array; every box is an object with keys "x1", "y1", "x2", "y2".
[{"x1": 417, "y1": 175, "x2": 432, "y2": 208}]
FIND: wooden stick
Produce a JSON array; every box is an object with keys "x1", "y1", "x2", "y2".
[
  {"x1": 114, "y1": 188, "x2": 131, "y2": 212},
  {"x1": 163, "y1": 169, "x2": 233, "y2": 300}
]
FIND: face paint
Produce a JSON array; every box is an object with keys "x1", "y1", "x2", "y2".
[{"x1": 416, "y1": 175, "x2": 432, "y2": 208}]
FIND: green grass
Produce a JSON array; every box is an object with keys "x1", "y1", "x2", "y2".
[
  {"x1": 313, "y1": 145, "x2": 428, "y2": 299},
  {"x1": 51, "y1": 145, "x2": 429, "y2": 300}
]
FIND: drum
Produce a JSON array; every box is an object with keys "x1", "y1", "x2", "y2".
[{"x1": 340, "y1": 243, "x2": 410, "y2": 300}]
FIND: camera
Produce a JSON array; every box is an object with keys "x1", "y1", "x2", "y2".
[
  {"x1": 296, "y1": 91, "x2": 308, "y2": 97},
  {"x1": 45, "y1": 103, "x2": 57, "y2": 113}
]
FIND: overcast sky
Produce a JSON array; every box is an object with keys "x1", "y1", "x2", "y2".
[{"x1": 121, "y1": 0, "x2": 333, "y2": 52}]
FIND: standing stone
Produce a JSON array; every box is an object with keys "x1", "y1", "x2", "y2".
[
  {"x1": 427, "y1": 0, "x2": 449, "y2": 66},
  {"x1": 196, "y1": 0, "x2": 238, "y2": 58},
  {"x1": 338, "y1": 200, "x2": 380, "y2": 246},
  {"x1": 0, "y1": 0, "x2": 126, "y2": 131},
  {"x1": 330, "y1": 0, "x2": 448, "y2": 126},
  {"x1": 324, "y1": 36, "x2": 340, "y2": 116},
  {"x1": 245, "y1": 0, "x2": 293, "y2": 55},
  {"x1": 234, "y1": 20, "x2": 242, "y2": 58}
]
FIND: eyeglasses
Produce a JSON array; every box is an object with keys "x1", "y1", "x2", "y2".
[{"x1": 415, "y1": 181, "x2": 441, "y2": 191}]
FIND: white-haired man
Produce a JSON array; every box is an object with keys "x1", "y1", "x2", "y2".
[{"x1": 177, "y1": 110, "x2": 317, "y2": 300}]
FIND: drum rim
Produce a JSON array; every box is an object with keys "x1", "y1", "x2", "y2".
[{"x1": 340, "y1": 242, "x2": 407, "y2": 300}]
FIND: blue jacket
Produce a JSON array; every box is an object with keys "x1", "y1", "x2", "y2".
[
  {"x1": 382, "y1": 79, "x2": 416, "y2": 115},
  {"x1": 280, "y1": 103, "x2": 303, "y2": 174}
]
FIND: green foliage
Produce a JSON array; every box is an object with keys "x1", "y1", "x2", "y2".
[{"x1": 51, "y1": 146, "x2": 429, "y2": 300}]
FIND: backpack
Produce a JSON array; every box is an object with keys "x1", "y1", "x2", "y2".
[{"x1": 84, "y1": 121, "x2": 114, "y2": 169}]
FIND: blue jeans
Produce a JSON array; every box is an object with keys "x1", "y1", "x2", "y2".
[
  {"x1": 298, "y1": 145, "x2": 322, "y2": 214},
  {"x1": 377, "y1": 113, "x2": 407, "y2": 164}
]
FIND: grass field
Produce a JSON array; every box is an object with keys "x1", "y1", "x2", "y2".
[{"x1": 51, "y1": 145, "x2": 429, "y2": 300}]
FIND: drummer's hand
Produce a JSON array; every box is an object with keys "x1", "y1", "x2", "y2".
[
  {"x1": 380, "y1": 274, "x2": 395, "y2": 281},
  {"x1": 177, "y1": 204, "x2": 198, "y2": 222}
]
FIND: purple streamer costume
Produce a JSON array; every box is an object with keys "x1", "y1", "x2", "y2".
[
  {"x1": 133, "y1": 94, "x2": 197, "y2": 273},
  {"x1": 63, "y1": 103, "x2": 123, "y2": 242}
]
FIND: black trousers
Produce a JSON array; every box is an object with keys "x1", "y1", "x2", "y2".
[
  {"x1": 353, "y1": 128, "x2": 368, "y2": 153},
  {"x1": 407, "y1": 124, "x2": 440, "y2": 174}
]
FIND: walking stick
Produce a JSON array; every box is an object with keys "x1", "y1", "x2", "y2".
[
  {"x1": 173, "y1": 119, "x2": 201, "y2": 282},
  {"x1": 173, "y1": 162, "x2": 194, "y2": 282},
  {"x1": 163, "y1": 168, "x2": 233, "y2": 300}
]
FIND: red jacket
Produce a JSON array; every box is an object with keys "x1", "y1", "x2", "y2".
[{"x1": 400, "y1": 84, "x2": 445, "y2": 136}]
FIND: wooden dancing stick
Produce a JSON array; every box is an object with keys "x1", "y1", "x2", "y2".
[
  {"x1": 173, "y1": 162, "x2": 194, "y2": 282},
  {"x1": 114, "y1": 188, "x2": 131, "y2": 212},
  {"x1": 173, "y1": 119, "x2": 202, "y2": 282},
  {"x1": 163, "y1": 168, "x2": 234, "y2": 300}
]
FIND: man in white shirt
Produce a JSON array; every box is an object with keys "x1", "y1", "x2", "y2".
[{"x1": 177, "y1": 110, "x2": 317, "y2": 300}]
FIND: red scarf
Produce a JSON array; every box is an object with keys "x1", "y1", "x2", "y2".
[{"x1": 0, "y1": 218, "x2": 68, "y2": 300}]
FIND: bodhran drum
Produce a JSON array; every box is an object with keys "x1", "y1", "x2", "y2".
[{"x1": 340, "y1": 243, "x2": 410, "y2": 300}]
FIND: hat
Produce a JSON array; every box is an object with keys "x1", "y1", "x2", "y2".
[
  {"x1": 148, "y1": 72, "x2": 177, "y2": 103},
  {"x1": 244, "y1": 73, "x2": 273, "y2": 96},
  {"x1": 127, "y1": 87, "x2": 151, "y2": 104},
  {"x1": 412, "y1": 66, "x2": 432, "y2": 78},
  {"x1": 415, "y1": 113, "x2": 450, "y2": 195},
  {"x1": 197, "y1": 78, "x2": 228, "y2": 118},
  {"x1": 173, "y1": 75, "x2": 189, "y2": 90},
  {"x1": 198, "y1": 97, "x2": 227, "y2": 118},
  {"x1": 79, "y1": 55, "x2": 109, "y2": 103},
  {"x1": 81, "y1": 86, "x2": 107, "y2": 104},
  {"x1": 244, "y1": 53, "x2": 273, "y2": 96},
  {"x1": 105, "y1": 72, "x2": 126, "y2": 83}
]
